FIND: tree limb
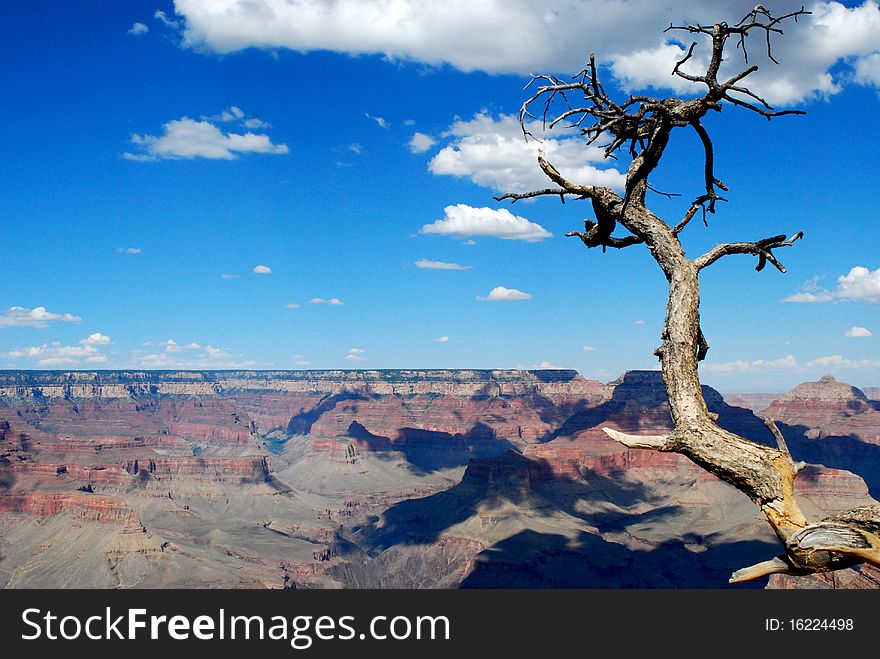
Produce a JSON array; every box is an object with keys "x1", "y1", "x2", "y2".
[
  {"x1": 602, "y1": 427, "x2": 669, "y2": 450},
  {"x1": 493, "y1": 188, "x2": 569, "y2": 204},
  {"x1": 694, "y1": 231, "x2": 803, "y2": 271}
]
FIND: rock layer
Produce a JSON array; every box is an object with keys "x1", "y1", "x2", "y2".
[{"x1": 0, "y1": 368, "x2": 877, "y2": 589}]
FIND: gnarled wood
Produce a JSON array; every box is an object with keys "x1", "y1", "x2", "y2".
[{"x1": 498, "y1": 6, "x2": 880, "y2": 583}]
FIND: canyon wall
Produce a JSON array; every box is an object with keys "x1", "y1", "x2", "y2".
[{"x1": 1, "y1": 368, "x2": 877, "y2": 589}]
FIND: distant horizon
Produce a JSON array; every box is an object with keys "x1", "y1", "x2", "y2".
[{"x1": 0, "y1": 366, "x2": 875, "y2": 395}]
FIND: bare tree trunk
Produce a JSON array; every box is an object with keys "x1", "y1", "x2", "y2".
[{"x1": 497, "y1": 7, "x2": 880, "y2": 583}]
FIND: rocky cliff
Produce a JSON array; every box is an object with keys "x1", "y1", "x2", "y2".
[
  {"x1": 0, "y1": 369, "x2": 606, "y2": 400},
  {"x1": 762, "y1": 374, "x2": 880, "y2": 443},
  {"x1": 0, "y1": 368, "x2": 877, "y2": 589}
]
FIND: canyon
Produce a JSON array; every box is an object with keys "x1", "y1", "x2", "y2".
[{"x1": 0, "y1": 369, "x2": 877, "y2": 589}]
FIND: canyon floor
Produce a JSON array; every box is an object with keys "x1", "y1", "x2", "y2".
[{"x1": 1, "y1": 369, "x2": 878, "y2": 589}]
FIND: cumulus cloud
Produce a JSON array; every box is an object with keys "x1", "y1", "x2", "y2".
[
  {"x1": 116, "y1": 247, "x2": 142, "y2": 254},
  {"x1": 172, "y1": 1, "x2": 880, "y2": 106},
  {"x1": 845, "y1": 326, "x2": 873, "y2": 337},
  {"x1": 477, "y1": 286, "x2": 532, "y2": 301},
  {"x1": 808, "y1": 354, "x2": 880, "y2": 369},
  {"x1": 128, "y1": 22, "x2": 149, "y2": 36},
  {"x1": 785, "y1": 266, "x2": 880, "y2": 304},
  {"x1": 415, "y1": 258, "x2": 472, "y2": 270},
  {"x1": 82, "y1": 333, "x2": 111, "y2": 346},
  {"x1": 4, "y1": 334, "x2": 111, "y2": 366},
  {"x1": 422, "y1": 204, "x2": 550, "y2": 242},
  {"x1": 0, "y1": 306, "x2": 82, "y2": 329},
  {"x1": 582, "y1": 345, "x2": 597, "y2": 352},
  {"x1": 434, "y1": 336, "x2": 450, "y2": 343},
  {"x1": 346, "y1": 347, "x2": 366, "y2": 362},
  {"x1": 155, "y1": 339, "x2": 201, "y2": 353},
  {"x1": 783, "y1": 291, "x2": 835, "y2": 303},
  {"x1": 428, "y1": 113, "x2": 624, "y2": 192},
  {"x1": 253, "y1": 264, "x2": 272, "y2": 274},
  {"x1": 611, "y1": 41, "x2": 707, "y2": 95},
  {"x1": 221, "y1": 273, "x2": 240, "y2": 279},
  {"x1": 702, "y1": 355, "x2": 798, "y2": 373},
  {"x1": 134, "y1": 342, "x2": 254, "y2": 369},
  {"x1": 310, "y1": 297, "x2": 343, "y2": 305},
  {"x1": 409, "y1": 132, "x2": 436, "y2": 153},
  {"x1": 634, "y1": 320, "x2": 646, "y2": 325},
  {"x1": 123, "y1": 115, "x2": 288, "y2": 161},
  {"x1": 835, "y1": 266, "x2": 880, "y2": 302},
  {"x1": 285, "y1": 303, "x2": 301, "y2": 309},
  {"x1": 855, "y1": 51, "x2": 880, "y2": 87}
]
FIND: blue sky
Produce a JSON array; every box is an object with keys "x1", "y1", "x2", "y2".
[{"x1": 1, "y1": 0, "x2": 878, "y2": 391}]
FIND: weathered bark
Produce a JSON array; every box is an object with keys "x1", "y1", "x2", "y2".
[{"x1": 497, "y1": 7, "x2": 880, "y2": 582}]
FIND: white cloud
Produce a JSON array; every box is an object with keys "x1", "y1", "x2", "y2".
[
  {"x1": 415, "y1": 258, "x2": 472, "y2": 270},
  {"x1": 535, "y1": 361, "x2": 557, "y2": 369},
  {"x1": 285, "y1": 303, "x2": 301, "y2": 309},
  {"x1": 845, "y1": 326, "x2": 873, "y2": 338},
  {"x1": 116, "y1": 247, "x2": 142, "y2": 254},
  {"x1": 310, "y1": 297, "x2": 343, "y2": 305},
  {"x1": 134, "y1": 340, "x2": 253, "y2": 368},
  {"x1": 81, "y1": 333, "x2": 111, "y2": 346},
  {"x1": 365, "y1": 113, "x2": 389, "y2": 129},
  {"x1": 124, "y1": 116, "x2": 288, "y2": 161},
  {"x1": 855, "y1": 51, "x2": 880, "y2": 86},
  {"x1": 154, "y1": 10, "x2": 180, "y2": 29},
  {"x1": 434, "y1": 336, "x2": 450, "y2": 343},
  {"x1": 0, "y1": 306, "x2": 82, "y2": 329},
  {"x1": 634, "y1": 320, "x2": 646, "y2": 325},
  {"x1": 611, "y1": 41, "x2": 707, "y2": 95},
  {"x1": 346, "y1": 347, "x2": 366, "y2": 362},
  {"x1": 4, "y1": 334, "x2": 111, "y2": 366},
  {"x1": 348, "y1": 143, "x2": 363, "y2": 155},
  {"x1": 807, "y1": 354, "x2": 880, "y2": 369},
  {"x1": 221, "y1": 273, "x2": 240, "y2": 279},
  {"x1": 582, "y1": 345, "x2": 597, "y2": 352},
  {"x1": 428, "y1": 113, "x2": 624, "y2": 192},
  {"x1": 835, "y1": 266, "x2": 880, "y2": 302},
  {"x1": 702, "y1": 355, "x2": 798, "y2": 373},
  {"x1": 783, "y1": 291, "x2": 835, "y2": 303},
  {"x1": 134, "y1": 344, "x2": 255, "y2": 369},
  {"x1": 253, "y1": 264, "x2": 272, "y2": 274},
  {"x1": 244, "y1": 117, "x2": 271, "y2": 129},
  {"x1": 477, "y1": 285, "x2": 532, "y2": 301},
  {"x1": 144, "y1": 339, "x2": 202, "y2": 354},
  {"x1": 409, "y1": 132, "x2": 436, "y2": 153},
  {"x1": 785, "y1": 266, "x2": 880, "y2": 304},
  {"x1": 422, "y1": 204, "x2": 550, "y2": 242},
  {"x1": 128, "y1": 22, "x2": 149, "y2": 36},
  {"x1": 173, "y1": 2, "x2": 880, "y2": 108}
]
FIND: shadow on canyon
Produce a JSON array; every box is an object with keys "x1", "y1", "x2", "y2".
[
  {"x1": 352, "y1": 451, "x2": 776, "y2": 588},
  {"x1": 783, "y1": 424, "x2": 880, "y2": 500},
  {"x1": 459, "y1": 530, "x2": 775, "y2": 588}
]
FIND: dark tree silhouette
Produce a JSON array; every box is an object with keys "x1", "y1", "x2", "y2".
[{"x1": 495, "y1": 6, "x2": 880, "y2": 583}]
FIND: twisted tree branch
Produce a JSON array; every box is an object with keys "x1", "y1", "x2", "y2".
[
  {"x1": 695, "y1": 231, "x2": 804, "y2": 271},
  {"x1": 495, "y1": 7, "x2": 880, "y2": 585}
]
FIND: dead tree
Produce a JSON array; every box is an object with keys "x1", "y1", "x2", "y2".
[{"x1": 496, "y1": 6, "x2": 880, "y2": 583}]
